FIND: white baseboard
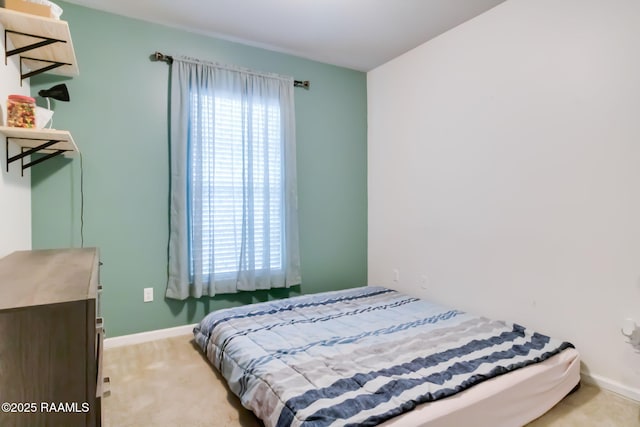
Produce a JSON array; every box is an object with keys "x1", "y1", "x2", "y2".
[
  {"x1": 581, "y1": 371, "x2": 640, "y2": 402},
  {"x1": 104, "y1": 323, "x2": 197, "y2": 349}
]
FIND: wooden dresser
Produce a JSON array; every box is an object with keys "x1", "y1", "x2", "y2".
[{"x1": 0, "y1": 248, "x2": 103, "y2": 426}]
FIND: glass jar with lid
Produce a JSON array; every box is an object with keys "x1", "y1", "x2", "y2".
[{"x1": 7, "y1": 94, "x2": 36, "y2": 128}]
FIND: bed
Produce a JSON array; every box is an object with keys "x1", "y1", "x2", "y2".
[{"x1": 194, "y1": 286, "x2": 580, "y2": 427}]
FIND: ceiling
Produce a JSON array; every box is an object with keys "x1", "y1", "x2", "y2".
[{"x1": 62, "y1": 0, "x2": 507, "y2": 71}]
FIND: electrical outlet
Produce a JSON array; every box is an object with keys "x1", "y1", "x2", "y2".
[
  {"x1": 143, "y1": 287, "x2": 154, "y2": 303},
  {"x1": 420, "y1": 275, "x2": 428, "y2": 290},
  {"x1": 393, "y1": 269, "x2": 400, "y2": 283}
]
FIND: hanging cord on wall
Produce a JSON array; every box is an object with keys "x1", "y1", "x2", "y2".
[{"x1": 79, "y1": 150, "x2": 85, "y2": 248}]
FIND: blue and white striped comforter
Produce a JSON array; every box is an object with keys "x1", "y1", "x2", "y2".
[{"x1": 194, "y1": 286, "x2": 574, "y2": 427}]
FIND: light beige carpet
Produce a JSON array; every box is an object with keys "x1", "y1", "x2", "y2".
[{"x1": 102, "y1": 334, "x2": 640, "y2": 427}]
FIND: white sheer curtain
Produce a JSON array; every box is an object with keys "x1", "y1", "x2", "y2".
[{"x1": 166, "y1": 56, "x2": 301, "y2": 299}]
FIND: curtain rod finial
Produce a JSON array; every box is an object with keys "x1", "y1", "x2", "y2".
[{"x1": 151, "y1": 51, "x2": 173, "y2": 64}]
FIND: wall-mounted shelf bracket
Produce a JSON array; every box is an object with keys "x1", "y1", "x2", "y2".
[
  {"x1": 0, "y1": 8, "x2": 80, "y2": 83},
  {"x1": 19, "y1": 55, "x2": 70, "y2": 80},
  {"x1": 5, "y1": 137, "x2": 65, "y2": 175},
  {"x1": 0, "y1": 127, "x2": 78, "y2": 176},
  {"x1": 4, "y1": 30, "x2": 70, "y2": 81},
  {"x1": 4, "y1": 28, "x2": 65, "y2": 59}
]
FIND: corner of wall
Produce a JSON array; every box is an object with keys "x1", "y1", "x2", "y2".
[{"x1": 0, "y1": 22, "x2": 32, "y2": 258}]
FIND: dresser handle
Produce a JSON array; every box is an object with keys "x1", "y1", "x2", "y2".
[{"x1": 96, "y1": 317, "x2": 104, "y2": 331}]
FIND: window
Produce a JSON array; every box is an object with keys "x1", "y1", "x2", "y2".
[
  {"x1": 190, "y1": 92, "x2": 283, "y2": 280},
  {"x1": 167, "y1": 57, "x2": 301, "y2": 299}
]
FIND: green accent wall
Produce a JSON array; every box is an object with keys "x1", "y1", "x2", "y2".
[{"x1": 30, "y1": 2, "x2": 367, "y2": 337}]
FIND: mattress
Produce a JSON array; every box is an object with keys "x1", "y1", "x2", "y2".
[
  {"x1": 380, "y1": 346, "x2": 580, "y2": 427},
  {"x1": 194, "y1": 286, "x2": 579, "y2": 427}
]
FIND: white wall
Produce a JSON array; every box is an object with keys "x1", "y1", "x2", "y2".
[
  {"x1": 0, "y1": 23, "x2": 32, "y2": 258},
  {"x1": 368, "y1": 0, "x2": 640, "y2": 400}
]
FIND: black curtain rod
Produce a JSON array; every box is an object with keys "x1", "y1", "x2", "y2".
[{"x1": 151, "y1": 51, "x2": 310, "y2": 89}]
